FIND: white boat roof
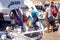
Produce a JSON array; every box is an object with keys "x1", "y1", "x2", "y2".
[
  {"x1": 0, "y1": 2, "x2": 9, "y2": 13},
  {"x1": 0, "y1": 0, "x2": 25, "y2": 10}
]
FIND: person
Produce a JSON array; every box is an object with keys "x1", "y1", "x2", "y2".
[
  {"x1": 16, "y1": 9, "x2": 24, "y2": 32},
  {"x1": 9, "y1": 9, "x2": 23, "y2": 30},
  {"x1": 44, "y1": 4, "x2": 50, "y2": 33},
  {"x1": 9, "y1": 11, "x2": 15, "y2": 29},
  {"x1": 12, "y1": 9, "x2": 23, "y2": 26},
  {"x1": 51, "y1": 5, "x2": 58, "y2": 18},
  {"x1": 57, "y1": 3, "x2": 60, "y2": 35},
  {"x1": 31, "y1": 7, "x2": 39, "y2": 30},
  {"x1": 50, "y1": 2, "x2": 58, "y2": 18},
  {"x1": 44, "y1": 3, "x2": 55, "y2": 32},
  {"x1": 22, "y1": 13, "x2": 28, "y2": 23},
  {"x1": 27, "y1": 16, "x2": 32, "y2": 28}
]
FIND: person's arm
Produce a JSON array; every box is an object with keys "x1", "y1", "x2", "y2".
[
  {"x1": 45, "y1": 8, "x2": 48, "y2": 18},
  {"x1": 45, "y1": 12, "x2": 48, "y2": 18},
  {"x1": 9, "y1": 11, "x2": 12, "y2": 17}
]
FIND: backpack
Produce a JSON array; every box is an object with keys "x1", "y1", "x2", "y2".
[
  {"x1": 15, "y1": 13, "x2": 23, "y2": 25},
  {"x1": 51, "y1": 6, "x2": 58, "y2": 17}
]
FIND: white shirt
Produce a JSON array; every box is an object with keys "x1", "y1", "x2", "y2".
[{"x1": 46, "y1": 7, "x2": 52, "y2": 17}]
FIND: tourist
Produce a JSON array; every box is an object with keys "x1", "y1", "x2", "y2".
[
  {"x1": 31, "y1": 7, "x2": 39, "y2": 30},
  {"x1": 44, "y1": 3, "x2": 55, "y2": 32}
]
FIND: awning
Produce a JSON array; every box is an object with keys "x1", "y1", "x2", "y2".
[{"x1": 0, "y1": 2, "x2": 9, "y2": 13}]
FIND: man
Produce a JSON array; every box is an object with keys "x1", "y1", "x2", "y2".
[{"x1": 31, "y1": 7, "x2": 39, "y2": 30}]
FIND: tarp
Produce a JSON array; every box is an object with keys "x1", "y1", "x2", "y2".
[
  {"x1": 0, "y1": 2, "x2": 9, "y2": 13},
  {"x1": 0, "y1": 0, "x2": 25, "y2": 10}
]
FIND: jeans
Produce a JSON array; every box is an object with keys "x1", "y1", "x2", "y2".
[
  {"x1": 32, "y1": 18, "x2": 39, "y2": 30},
  {"x1": 32, "y1": 23, "x2": 39, "y2": 30}
]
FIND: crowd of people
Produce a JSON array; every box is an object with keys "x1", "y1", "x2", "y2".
[
  {"x1": 41, "y1": 2, "x2": 60, "y2": 33},
  {"x1": 9, "y1": 7, "x2": 39, "y2": 32},
  {"x1": 9, "y1": 2, "x2": 60, "y2": 34}
]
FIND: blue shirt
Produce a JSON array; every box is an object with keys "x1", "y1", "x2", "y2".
[{"x1": 32, "y1": 10, "x2": 39, "y2": 16}]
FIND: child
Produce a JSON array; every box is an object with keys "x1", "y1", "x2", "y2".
[{"x1": 26, "y1": 16, "x2": 34, "y2": 31}]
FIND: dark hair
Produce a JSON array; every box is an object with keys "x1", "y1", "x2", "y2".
[
  {"x1": 51, "y1": 2, "x2": 54, "y2": 4},
  {"x1": 51, "y1": 2, "x2": 54, "y2": 6},
  {"x1": 51, "y1": 5, "x2": 54, "y2": 7},
  {"x1": 44, "y1": 4, "x2": 49, "y2": 7}
]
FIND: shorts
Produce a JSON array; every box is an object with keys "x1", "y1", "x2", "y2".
[
  {"x1": 49, "y1": 22, "x2": 55, "y2": 26},
  {"x1": 45, "y1": 17, "x2": 55, "y2": 26}
]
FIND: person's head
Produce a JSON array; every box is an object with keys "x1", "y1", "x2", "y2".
[
  {"x1": 44, "y1": 4, "x2": 49, "y2": 8},
  {"x1": 51, "y1": 2, "x2": 54, "y2": 4},
  {"x1": 50, "y1": 4, "x2": 54, "y2": 8},
  {"x1": 28, "y1": 16, "x2": 31, "y2": 20},
  {"x1": 50, "y1": 2, "x2": 54, "y2": 6}
]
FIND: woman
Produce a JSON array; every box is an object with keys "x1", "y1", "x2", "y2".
[{"x1": 44, "y1": 4, "x2": 55, "y2": 32}]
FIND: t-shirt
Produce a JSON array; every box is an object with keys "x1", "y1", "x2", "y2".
[
  {"x1": 46, "y1": 7, "x2": 52, "y2": 17},
  {"x1": 32, "y1": 10, "x2": 39, "y2": 16},
  {"x1": 32, "y1": 10, "x2": 39, "y2": 22}
]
